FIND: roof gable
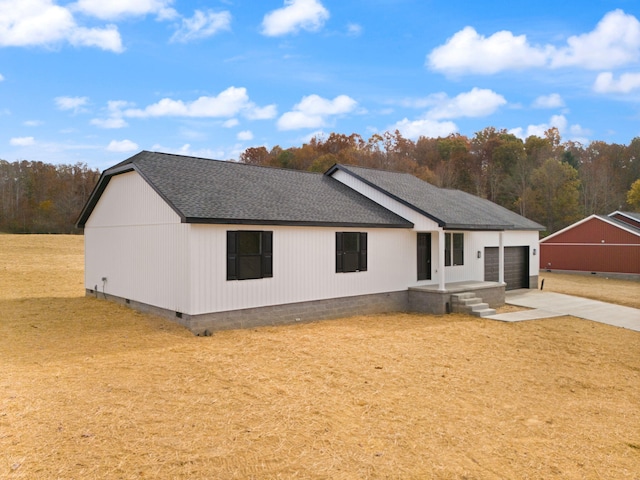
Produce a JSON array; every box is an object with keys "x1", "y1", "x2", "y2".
[
  {"x1": 77, "y1": 151, "x2": 413, "y2": 229},
  {"x1": 326, "y1": 164, "x2": 544, "y2": 231},
  {"x1": 541, "y1": 214, "x2": 640, "y2": 243}
]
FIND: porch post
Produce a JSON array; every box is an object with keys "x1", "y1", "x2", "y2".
[
  {"x1": 438, "y1": 230, "x2": 446, "y2": 291},
  {"x1": 498, "y1": 231, "x2": 505, "y2": 284}
]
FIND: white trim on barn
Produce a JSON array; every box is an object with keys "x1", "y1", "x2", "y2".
[{"x1": 541, "y1": 214, "x2": 640, "y2": 243}]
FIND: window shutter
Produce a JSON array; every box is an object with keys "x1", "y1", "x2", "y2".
[
  {"x1": 359, "y1": 232, "x2": 367, "y2": 271},
  {"x1": 335, "y1": 232, "x2": 344, "y2": 272},
  {"x1": 262, "y1": 231, "x2": 273, "y2": 278},
  {"x1": 227, "y1": 231, "x2": 238, "y2": 280}
]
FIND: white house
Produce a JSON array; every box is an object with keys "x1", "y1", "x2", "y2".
[{"x1": 77, "y1": 151, "x2": 543, "y2": 334}]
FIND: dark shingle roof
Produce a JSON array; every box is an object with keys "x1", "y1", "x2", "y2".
[
  {"x1": 328, "y1": 164, "x2": 544, "y2": 231},
  {"x1": 77, "y1": 151, "x2": 413, "y2": 228}
]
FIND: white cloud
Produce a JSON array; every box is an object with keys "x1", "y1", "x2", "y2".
[
  {"x1": 55, "y1": 96, "x2": 89, "y2": 113},
  {"x1": 277, "y1": 94, "x2": 357, "y2": 130},
  {"x1": 107, "y1": 139, "x2": 138, "y2": 152},
  {"x1": 425, "y1": 88, "x2": 506, "y2": 120},
  {"x1": 123, "y1": 87, "x2": 274, "y2": 120},
  {"x1": 10, "y1": 136, "x2": 35, "y2": 146},
  {"x1": 72, "y1": 0, "x2": 177, "y2": 20},
  {"x1": 237, "y1": 130, "x2": 254, "y2": 141},
  {"x1": 24, "y1": 120, "x2": 43, "y2": 126},
  {"x1": 170, "y1": 10, "x2": 231, "y2": 43},
  {"x1": 532, "y1": 93, "x2": 565, "y2": 109},
  {"x1": 593, "y1": 71, "x2": 640, "y2": 93},
  {"x1": 511, "y1": 114, "x2": 569, "y2": 139},
  {"x1": 222, "y1": 118, "x2": 239, "y2": 128},
  {"x1": 150, "y1": 143, "x2": 224, "y2": 160},
  {"x1": 69, "y1": 25, "x2": 122, "y2": 52},
  {"x1": 511, "y1": 115, "x2": 590, "y2": 143},
  {"x1": 0, "y1": 0, "x2": 123, "y2": 52},
  {"x1": 569, "y1": 123, "x2": 590, "y2": 137},
  {"x1": 428, "y1": 26, "x2": 549, "y2": 75},
  {"x1": 551, "y1": 10, "x2": 640, "y2": 69},
  {"x1": 389, "y1": 118, "x2": 458, "y2": 140},
  {"x1": 90, "y1": 100, "x2": 132, "y2": 128},
  {"x1": 245, "y1": 104, "x2": 278, "y2": 120},
  {"x1": 428, "y1": 9, "x2": 640, "y2": 75},
  {"x1": 261, "y1": 0, "x2": 329, "y2": 37},
  {"x1": 91, "y1": 117, "x2": 128, "y2": 129},
  {"x1": 347, "y1": 23, "x2": 362, "y2": 36},
  {"x1": 0, "y1": 73, "x2": 4, "y2": 81}
]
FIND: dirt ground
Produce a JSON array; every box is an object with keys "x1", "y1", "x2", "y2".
[{"x1": 1, "y1": 235, "x2": 639, "y2": 479}]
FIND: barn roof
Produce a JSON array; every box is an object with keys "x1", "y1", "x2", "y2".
[
  {"x1": 326, "y1": 164, "x2": 545, "y2": 231},
  {"x1": 609, "y1": 211, "x2": 640, "y2": 231},
  {"x1": 76, "y1": 151, "x2": 413, "y2": 228},
  {"x1": 603, "y1": 213, "x2": 640, "y2": 235}
]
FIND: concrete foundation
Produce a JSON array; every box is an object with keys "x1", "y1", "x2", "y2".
[{"x1": 86, "y1": 281, "x2": 507, "y2": 335}]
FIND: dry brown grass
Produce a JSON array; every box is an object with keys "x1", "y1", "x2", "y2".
[
  {"x1": 539, "y1": 271, "x2": 640, "y2": 309},
  {"x1": 1, "y1": 235, "x2": 640, "y2": 479}
]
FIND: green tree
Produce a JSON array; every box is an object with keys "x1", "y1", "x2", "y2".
[{"x1": 530, "y1": 158, "x2": 582, "y2": 233}]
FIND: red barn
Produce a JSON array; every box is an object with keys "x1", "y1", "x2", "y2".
[{"x1": 540, "y1": 211, "x2": 640, "y2": 277}]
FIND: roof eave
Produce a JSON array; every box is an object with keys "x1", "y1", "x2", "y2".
[
  {"x1": 443, "y1": 224, "x2": 543, "y2": 231},
  {"x1": 184, "y1": 217, "x2": 414, "y2": 229}
]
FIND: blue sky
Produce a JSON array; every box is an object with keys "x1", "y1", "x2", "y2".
[{"x1": 2, "y1": 0, "x2": 640, "y2": 170}]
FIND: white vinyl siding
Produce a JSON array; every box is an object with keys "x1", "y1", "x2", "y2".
[
  {"x1": 83, "y1": 169, "x2": 540, "y2": 318},
  {"x1": 84, "y1": 171, "x2": 189, "y2": 313},
  {"x1": 187, "y1": 225, "x2": 414, "y2": 315},
  {"x1": 464, "y1": 231, "x2": 540, "y2": 282},
  {"x1": 85, "y1": 171, "x2": 180, "y2": 227}
]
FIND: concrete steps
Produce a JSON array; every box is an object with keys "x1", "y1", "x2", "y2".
[{"x1": 450, "y1": 292, "x2": 496, "y2": 317}]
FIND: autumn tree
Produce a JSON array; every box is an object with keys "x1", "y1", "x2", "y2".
[
  {"x1": 237, "y1": 127, "x2": 638, "y2": 234},
  {"x1": 579, "y1": 141, "x2": 627, "y2": 214},
  {"x1": 627, "y1": 179, "x2": 640, "y2": 211},
  {"x1": 239, "y1": 146, "x2": 270, "y2": 166},
  {"x1": 0, "y1": 160, "x2": 99, "y2": 233}
]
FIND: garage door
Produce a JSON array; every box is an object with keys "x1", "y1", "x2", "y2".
[{"x1": 484, "y1": 246, "x2": 530, "y2": 290}]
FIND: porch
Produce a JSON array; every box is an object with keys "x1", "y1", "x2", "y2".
[{"x1": 408, "y1": 281, "x2": 505, "y2": 316}]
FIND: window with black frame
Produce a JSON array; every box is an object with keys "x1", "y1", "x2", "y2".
[
  {"x1": 445, "y1": 232, "x2": 464, "y2": 266},
  {"x1": 336, "y1": 232, "x2": 367, "y2": 273},
  {"x1": 227, "y1": 231, "x2": 273, "y2": 280}
]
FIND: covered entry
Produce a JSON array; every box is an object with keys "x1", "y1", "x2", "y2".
[{"x1": 484, "y1": 246, "x2": 530, "y2": 290}]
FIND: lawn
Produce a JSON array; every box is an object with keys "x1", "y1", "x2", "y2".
[{"x1": 1, "y1": 235, "x2": 639, "y2": 479}]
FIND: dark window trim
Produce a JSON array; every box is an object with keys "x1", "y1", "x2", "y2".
[
  {"x1": 445, "y1": 232, "x2": 464, "y2": 267},
  {"x1": 227, "y1": 230, "x2": 273, "y2": 281},
  {"x1": 336, "y1": 232, "x2": 368, "y2": 273}
]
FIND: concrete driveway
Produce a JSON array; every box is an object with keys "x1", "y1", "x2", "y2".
[{"x1": 487, "y1": 290, "x2": 640, "y2": 332}]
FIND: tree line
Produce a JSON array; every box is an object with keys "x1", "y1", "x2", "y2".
[
  {"x1": 241, "y1": 128, "x2": 640, "y2": 234},
  {"x1": 1, "y1": 127, "x2": 639, "y2": 234},
  {"x1": 0, "y1": 160, "x2": 100, "y2": 233}
]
